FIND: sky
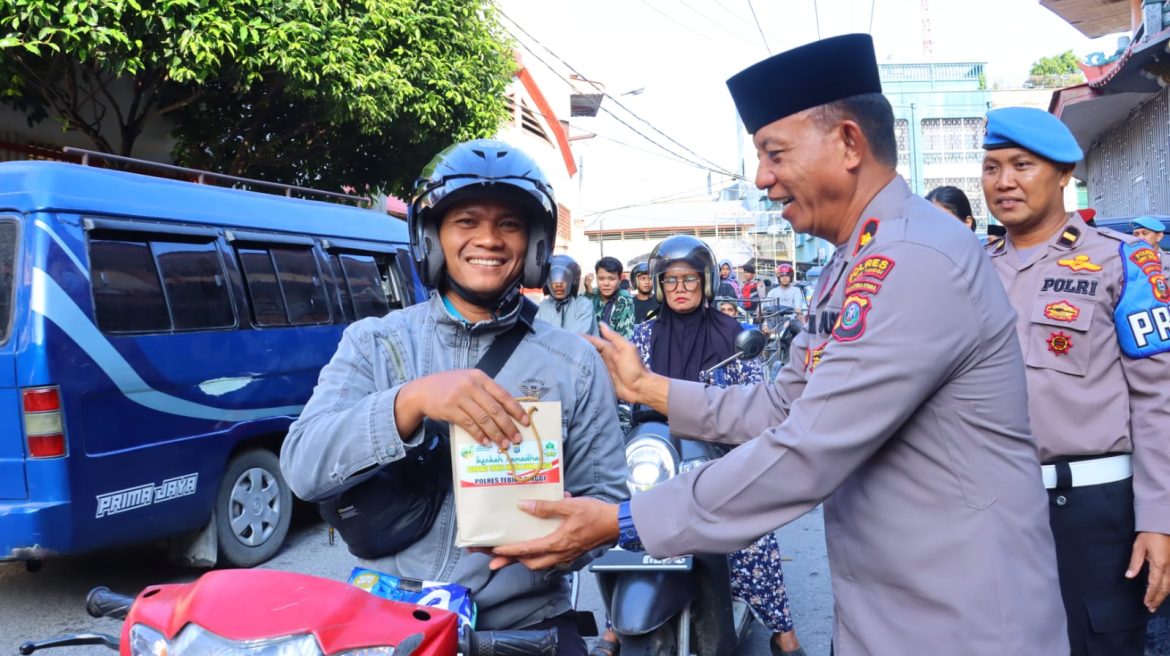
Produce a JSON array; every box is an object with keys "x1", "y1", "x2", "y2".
[{"x1": 496, "y1": 0, "x2": 1126, "y2": 228}]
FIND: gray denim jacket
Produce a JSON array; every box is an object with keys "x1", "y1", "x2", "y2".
[{"x1": 280, "y1": 293, "x2": 628, "y2": 629}]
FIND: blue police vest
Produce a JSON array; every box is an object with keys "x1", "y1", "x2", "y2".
[{"x1": 1114, "y1": 241, "x2": 1170, "y2": 357}]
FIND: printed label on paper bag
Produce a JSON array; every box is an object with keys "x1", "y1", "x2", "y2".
[{"x1": 457, "y1": 439, "x2": 561, "y2": 488}]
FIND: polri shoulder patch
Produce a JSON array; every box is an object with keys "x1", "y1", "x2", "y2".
[
  {"x1": 846, "y1": 255, "x2": 895, "y2": 286},
  {"x1": 832, "y1": 294, "x2": 872, "y2": 343}
]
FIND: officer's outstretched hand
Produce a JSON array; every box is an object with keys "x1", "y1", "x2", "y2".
[
  {"x1": 1127, "y1": 531, "x2": 1170, "y2": 612},
  {"x1": 585, "y1": 323, "x2": 670, "y2": 414},
  {"x1": 396, "y1": 369, "x2": 528, "y2": 451},
  {"x1": 485, "y1": 497, "x2": 620, "y2": 571}
]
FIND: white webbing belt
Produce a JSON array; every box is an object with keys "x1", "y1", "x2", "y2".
[{"x1": 1041, "y1": 454, "x2": 1132, "y2": 490}]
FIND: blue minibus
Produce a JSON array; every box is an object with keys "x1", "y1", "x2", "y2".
[{"x1": 0, "y1": 158, "x2": 425, "y2": 567}]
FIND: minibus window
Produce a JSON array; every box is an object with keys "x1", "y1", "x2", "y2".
[
  {"x1": 90, "y1": 238, "x2": 170, "y2": 333},
  {"x1": 270, "y1": 248, "x2": 329, "y2": 325},
  {"x1": 340, "y1": 254, "x2": 390, "y2": 319},
  {"x1": 155, "y1": 241, "x2": 235, "y2": 330},
  {"x1": 0, "y1": 222, "x2": 14, "y2": 343},
  {"x1": 238, "y1": 248, "x2": 288, "y2": 326}
]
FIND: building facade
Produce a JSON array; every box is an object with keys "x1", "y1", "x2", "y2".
[
  {"x1": 1048, "y1": 0, "x2": 1170, "y2": 217},
  {"x1": 881, "y1": 62, "x2": 992, "y2": 229}
]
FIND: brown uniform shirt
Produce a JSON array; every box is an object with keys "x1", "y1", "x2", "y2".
[
  {"x1": 989, "y1": 214, "x2": 1170, "y2": 533},
  {"x1": 631, "y1": 177, "x2": 1067, "y2": 655}
]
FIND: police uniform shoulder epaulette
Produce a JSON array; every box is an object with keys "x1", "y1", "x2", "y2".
[{"x1": 1096, "y1": 226, "x2": 1142, "y2": 245}]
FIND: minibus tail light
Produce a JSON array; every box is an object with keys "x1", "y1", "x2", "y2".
[{"x1": 23, "y1": 386, "x2": 66, "y2": 458}]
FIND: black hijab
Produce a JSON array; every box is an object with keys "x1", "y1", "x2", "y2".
[{"x1": 649, "y1": 297, "x2": 743, "y2": 382}]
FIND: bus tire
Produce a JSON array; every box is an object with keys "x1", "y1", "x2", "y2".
[{"x1": 215, "y1": 448, "x2": 292, "y2": 567}]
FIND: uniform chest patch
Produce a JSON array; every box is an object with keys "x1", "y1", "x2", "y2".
[
  {"x1": 1043, "y1": 300, "x2": 1080, "y2": 322},
  {"x1": 1046, "y1": 331, "x2": 1073, "y2": 356},
  {"x1": 1041, "y1": 278, "x2": 1099, "y2": 296},
  {"x1": 1057, "y1": 254, "x2": 1102, "y2": 272},
  {"x1": 816, "y1": 310, "x2": 840, "y2": 336}
]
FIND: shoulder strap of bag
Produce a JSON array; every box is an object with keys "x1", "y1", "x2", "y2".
[{"x1": 475, "y1": 297, "x2": 538, "y2": 378}]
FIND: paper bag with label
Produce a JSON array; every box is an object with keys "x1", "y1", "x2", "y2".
[{"x1": 451, "y1": 400, "x2": 563, "y2": 547}]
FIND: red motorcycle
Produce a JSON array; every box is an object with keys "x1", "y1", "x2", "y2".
[{"x1": 20, "y1": 569, "x2": 557, "y2": 656}]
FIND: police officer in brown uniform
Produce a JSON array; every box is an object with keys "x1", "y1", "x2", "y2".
[
  {"x1": 490, "y1": 35, "x2": 1069, "y2": 655},
  {"x1": 981, "y1": 107, "x2": 1170, "y2": 656}
]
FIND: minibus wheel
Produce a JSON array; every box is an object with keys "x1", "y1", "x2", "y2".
[{"x1": 215, "y1": 448, "x2": 293, "y2": 567}]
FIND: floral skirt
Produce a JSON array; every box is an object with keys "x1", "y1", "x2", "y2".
[{"x1": 729, "y1": 531, "x2": 794, "y2": 634}]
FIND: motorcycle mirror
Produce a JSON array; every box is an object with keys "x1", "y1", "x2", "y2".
[{"x1": 734, "y1": 329, "x2": 766, "y2": 360}]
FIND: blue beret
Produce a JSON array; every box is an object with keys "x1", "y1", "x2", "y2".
[
  {"x1": 982, "y1": 107, "x2": 1083, "y2": 164},
  {"x1": 1132, "y1": 216, "x2": 1166, "y2": 233},
  {"x1": 728, "y1": 34, "x2": 882, "y2": 134}
]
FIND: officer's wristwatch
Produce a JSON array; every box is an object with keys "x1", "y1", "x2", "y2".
[{"x1": 617, "y1": 500, "x2": 644, "y2": 551}]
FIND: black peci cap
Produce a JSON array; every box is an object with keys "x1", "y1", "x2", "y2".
[{"x1": 727, "y1": 33, "x2": 883, "y2": 133}]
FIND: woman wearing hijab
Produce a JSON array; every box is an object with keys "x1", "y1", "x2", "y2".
[
  {"x1": 717, "y1": 258, "x2": 741, "y2": 300},
  {"x1": 620, "y1": 235, "x2": 803, "y2": 656}
]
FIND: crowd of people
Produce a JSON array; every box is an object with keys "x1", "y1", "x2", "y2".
[{"x1": 280, "y1": 31, "x2": 1170, "y2": 656}]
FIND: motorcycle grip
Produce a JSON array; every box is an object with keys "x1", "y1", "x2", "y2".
[
  {"x1": 463, "y1": 628, "x2": 558, "y2": 656},
  {"x1": 85, "y1": 587, "x2": 134, "y2": 620}
]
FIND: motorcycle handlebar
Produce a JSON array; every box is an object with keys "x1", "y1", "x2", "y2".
[
  {"x1": 460, "y1": 627, "x2": 558, "y2": 656},
  {"x1": 85, "y1": 587, "x2": 134, "y2": 620}
]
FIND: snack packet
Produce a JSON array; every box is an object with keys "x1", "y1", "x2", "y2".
[{"x1": 348, "y1": 566, "x2": 476, "y2": 630}]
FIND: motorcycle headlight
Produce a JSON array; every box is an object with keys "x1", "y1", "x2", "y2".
[
  {"x1": 678, "y1": 457, "x2": 710, "y2": 474},
  {"x1": 128, "y1": 624, "x2": 168, "y2": 656},
  {"x1": 128, "y1": 622, "x2": 381, "y2": 656},
  {"x1": 625, "y1": 437, "x2": 677, "y2": 494}
]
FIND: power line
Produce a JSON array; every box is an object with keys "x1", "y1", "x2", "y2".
[
  {"x1": 870, "y1": 0, "x2": 878, "y2": 33},
  {"x1": 635, "y1": 0, "x2": 755, "y2": 58},
  {"x1": 676, "y1": 0, "x2": 753, "y2": 46},
  {"x1": 509, "y1": 34, "x2": 739, "y2": 180},
  {"x1": 813, "y1": 0, "x2": 822, "y2": 39},
  {"x1": 584, "y1": 184, "x2": 731, "y2": 221},
  {"x1": 746, "y1": 0, "x2": 771, "y2": 55},
  {"x1": 710, "y1": 0, "x2": 758, "y2": 29},
  {"x1": 498, "y1": 10, "x2": 744, "y2": 180}
]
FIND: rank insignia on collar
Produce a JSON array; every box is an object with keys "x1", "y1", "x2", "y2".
[
  {"x1": 1047, "y1": 331, "x2": 1073, "y2": 356},
  {"x1": 1057, "y1": 226, "x2": 1081, "y2": 248},
  {"x1": 1056, "y1": 254, "x2": 1102, "y2": 272},
  {"x1": 853, "y1": 218, "x2": 879, "y2": 256},
  {"x1": 1043, "y1": 300, "x2": 1080, "y2": 322}
]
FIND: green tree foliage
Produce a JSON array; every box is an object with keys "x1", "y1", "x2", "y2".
[
  {"x1": 0, "y1": 0, "x2": 515, "y2": 193},
  {"x1": 1030, "y1": 50, "x2": 1082, "y2": 77},
  {"x1": 1027, "y1": 50, "x2": 1086, "y2": 88}
]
